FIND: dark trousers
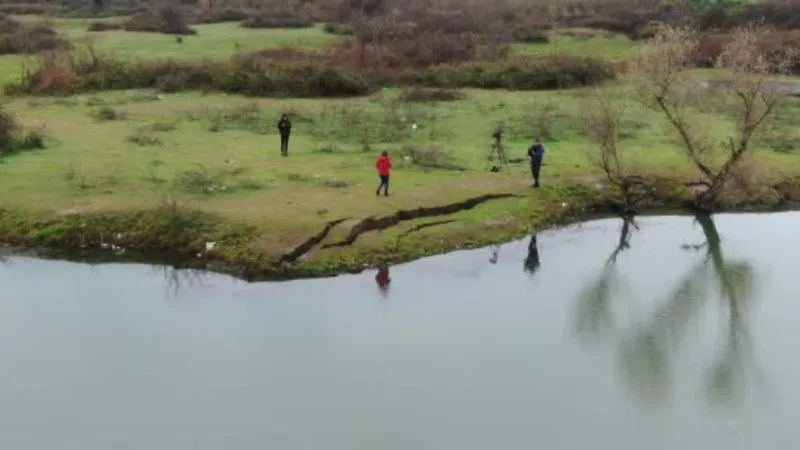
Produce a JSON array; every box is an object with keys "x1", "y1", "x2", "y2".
[
  {"x1": 280, "y1": 134, "x2": 290, "y2": 156},
  {"x1": 377, "y1": 175, "x2": 389, "y2": 195},
  {"x1": 531, "y1": 159, "x2": 542, "y2": 186}
]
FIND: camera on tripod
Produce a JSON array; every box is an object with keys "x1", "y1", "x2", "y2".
[
  {"x1": 488, "y1": 126, "x2": 508, "y2": 173},
  {"x1": 492, "y1": 127, "x2": 503, "y2": 142}
]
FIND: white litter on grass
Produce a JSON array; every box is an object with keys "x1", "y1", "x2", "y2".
[
  {"x1": 206, "y1": 242, "x2": 217, "y2": 251},
  {"x1": 562, "y1": 202, "x2": 568, "y2": 208},
  {"x1": 411, "y1": 123, "x2": 418, "y2": 130}
]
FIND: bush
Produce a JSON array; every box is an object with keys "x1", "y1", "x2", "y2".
[
  {"x1": 694, "y1": 3, "x2": 800, "y2": 31},
  {"x1": 397, "y1": 88, "x2": 463, "y2": 102},
  {"x1": 92, "y1": 106, "x2": 126, "y2": 121},
  {"x1": 0, "y1": 4, "x2": 53, "y2": 15},
  {"x1": 19, "y1": 127, "x2": 44, "y2": 149},
  {"x1": 6, "y1": 47, "x2": 615, "y2": 97},
  {"x1": 415, "y1": 56, "x2": 616, "y2": 90},
  {"x1": 124, "y1": 5, "x2": 197, "y2": 35},
  {"x1": 0, "y1": 107, "x2": 17, "y2": 153},
  {"x1": 562, "y1": 10, "x2": 667, "y2": 40},
  {"x1": 323, "y1": 22, "x2": 354, "y2": 35},
  {"x1": 87, "y1": 21, "x2": 124, "y2": 32},
  {"x1": 0, "y1": 16, "x2": 71, "y2": 54},
  {"x1": 0, "y1": 108, "x2": 45, "y2": 158},
  {"x1": 241, "y1": 10, "x2": 313, "y2": 29},
  {"x1": 512, "y1": 25, "x2": 549, "y2": 43},
  {"x1": 402, "y1": 146, "x2": 462, "y2": 170},
  {"x1": 193, "y1": 8, "x2": 249, "y2": 24},
  {"x1": 7, "y1": 50, "x2": 373, "y2": 97},
  {"x1": 126, "y1": 133, "x2": 162, "y2": 146},
  {"x1": 694, "y1": 31, "x2": 800, "y2": 73}
]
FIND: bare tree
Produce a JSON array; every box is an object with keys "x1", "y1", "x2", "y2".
[
  {"x1": 581, "y1": 87, "x2": 645, "y2": 213},
  {"x1": 634, "y1": 24, "x2": 790, "y2": 211}
]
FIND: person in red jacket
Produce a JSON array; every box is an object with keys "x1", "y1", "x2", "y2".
[
  {"x1": 375, "y1": 151, "x2": 392, "y2": 196},
  {"x1": 375, "y1": 264, "x2": 391, "y2": 297}
]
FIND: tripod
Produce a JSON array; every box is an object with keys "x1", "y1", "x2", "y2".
[{"x1": 488, "y1": 137, "x2": 510, "y2": 173}]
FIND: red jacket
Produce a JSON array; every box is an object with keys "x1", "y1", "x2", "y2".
[{"x1": 376, "y1": 155, "x2": 392, "y2": 176}]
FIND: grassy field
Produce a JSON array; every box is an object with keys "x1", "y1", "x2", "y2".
[
  {"x1": 0, "y1": 16, "x2": 640, "y2": 83},
  {"x1": 1, "y1": 18, "x2": 800, "y2": 275},
  {"x1": 0, "y1": 17, "x2": 345, "y2": 83}
]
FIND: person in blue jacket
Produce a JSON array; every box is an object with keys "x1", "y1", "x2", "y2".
[{"x1": 527, "y1": 138, "x2": 545, "y2": 187}]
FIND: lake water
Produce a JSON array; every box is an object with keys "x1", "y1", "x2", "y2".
[{"x1": 2, "y1": 212, "x2": 800, "y2": 450}]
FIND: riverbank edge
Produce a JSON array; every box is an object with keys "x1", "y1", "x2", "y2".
[{"x1": 2, "y1": 175, "x2": 799, "y2": 280}]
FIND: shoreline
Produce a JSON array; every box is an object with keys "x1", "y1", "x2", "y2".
[{"x1": 3, "y1": 176, "x2": 799, "y2": 281}]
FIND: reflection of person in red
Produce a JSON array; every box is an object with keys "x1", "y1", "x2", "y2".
[{"x1": 375, "y1": 265, "x2": 391, "y2": 296}]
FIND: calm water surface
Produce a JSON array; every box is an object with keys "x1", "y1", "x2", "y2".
[{"x1": 2, "y1": 212, "x2": 800, "y2": 450}]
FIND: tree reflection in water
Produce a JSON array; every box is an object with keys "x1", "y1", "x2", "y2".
[
  {"x1": 573, "y1": 215, "x2": 638, "y2": 345},
  {"x1": 155, "y1": 265, "x2": 209, "y2": 299},
  {"x1": 574, "y1": 214, "x2": 761, "y2": 407}
]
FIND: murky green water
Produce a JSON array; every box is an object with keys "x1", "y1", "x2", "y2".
[{"x1": 2, "y1": 212, "x2": 800, "y2": 449}]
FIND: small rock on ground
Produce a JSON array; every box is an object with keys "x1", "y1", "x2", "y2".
[{"x1": 325, "y1": 180, "x2": 349, "y2": 188}]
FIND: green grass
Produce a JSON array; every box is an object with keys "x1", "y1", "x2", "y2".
[
  {"x1": 514, "y1": 28, "x2": 639, "y2": 61},
  {"x1": 0, "y1": 16, "x2": 343, "y2": 83},
  {"x1": 2, "y1": 85, "x2": 800, "y2": 257}
]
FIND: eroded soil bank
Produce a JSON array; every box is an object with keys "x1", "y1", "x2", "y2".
[{"x1": 2, "y1": 175, "x2": 800, "y2": 281}]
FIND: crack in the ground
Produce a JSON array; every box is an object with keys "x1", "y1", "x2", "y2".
[
  {"x1": 393, "y1": 219, "x2": 456, "y2": 251},
  {"x1": 278, "y1": 218, "x2": 348, "y2": 264},
  {"x1": 323, "y1": 193, "x2": 518, "y2": 248}
]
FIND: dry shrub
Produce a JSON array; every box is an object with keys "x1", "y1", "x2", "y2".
[
  {"x1": 193, "y1": 8, "x2": 249, "y2": 24},
  {"x1": 0, "y1": 16, "x2": 71, "y2": 54},
  {"x1": 0, "y1": 107, "x2": 45, "y2": 158},
  {"x1": 511, "y1": 25, "x2": 550, "y2": 43},
  {"x1": 241, "y1": 7, "x2": 313, "y2": 29},
  {"x1": 126, "y1": 133, "x2": 162, "y2": 146},
  {"x1": 124, "y1": 5, "x2": 197, "y2": 35},
  {"x1": 553, "y1": 0, "x2": 683, "y2": 40},
  {"x1": 397, "y1": 88, "x2": 463, "y2": 102},
  {"x1": 344, "y1": 7, "x2": 514, "y2": 68},
  {"x1": 6, "y1": 40, "x2": 615, "y2": 97},
  {"x1": 555, "y1": 27, "x2": 619, "y2": 40},
  {"x1": 402, "y1": 146, "x2": 462, "y2": 170},
  {"x1": 323, "y1": 22, "x2": 354, "y2": 35},
  {"x1": 0, "y1": 3, "x2": 53, "y2": 15},
  {"x1": 695, "y1": 30, "x2": 800, "y2": 74},
  {"x1": 694, "y1": 3, "x2": 800, "y2": 32},
  {"x1": 7, "y1": 49, "x2": 373, "y2": 97},
  {"x1": 87, "y1": 21, "x2": 124, "y2": 31},
  {"x1": 92, "y1": 106, "x2": 126, "y2": 121},
  {"x1": 0, "y1": 107, "x2": 17, "y2": 153}
]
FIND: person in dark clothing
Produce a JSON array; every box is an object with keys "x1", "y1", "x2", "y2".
[
  {"x1": 375, "y1": 151, "x2": 392, "y2": 196},
  {"x1": 524, "y1": 234, "x2": 541, "y2": 276},
  {"x1": 527, "y1": 138, "x2": 545, "y2": 187},
  {"x1": 277, "y1": 114, "x2": 292, "y2": 157}
]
